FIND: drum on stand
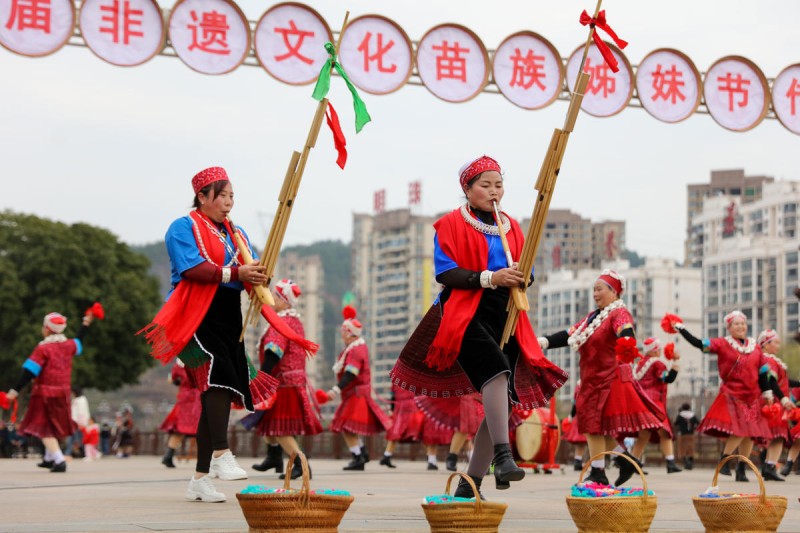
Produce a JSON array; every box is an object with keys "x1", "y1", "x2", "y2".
[{"x1": 512, "y1": 407, "x2": 561, "y2": 467}]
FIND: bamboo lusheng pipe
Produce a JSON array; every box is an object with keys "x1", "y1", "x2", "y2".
[
  {"x1": 500, "y1": 0, "x2": 602, "y2": 347},
  {"x1": 227, "y1": 215, "x2": 275, "y2": 310},
  {"x1": 492, "y1": 201, "x2": 529, "y2": 312}
]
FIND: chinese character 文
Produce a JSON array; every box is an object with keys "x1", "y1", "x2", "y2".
[
  {"x1": 508, "y1": 48, "x2": 547, "y2": 91},
  {"x1": 584, "y1": 57, "x2": 615, "y2": 98},
  {"x1": 273, "y1": 20, "x2": 314, "y2": 64},
  {"x1": 717, "y1": 72, "x2": 750, "y2": 112},
  {"x1": 432, "y1": 40, "x2": 469, "y2": 82},
  {"x1": 786, "y1": 78, "x2": 800, "y2": 116},
  {"x1": 187, "y1": 10, "x2": 230, "y2": 55},
  {"x1": 357, "y1": 32, "x2": 396, "y2": 74},
  {"x1": 650, "y1": 64, "x2": 686, "y2": 104},
  {"x1": 99, "y1": 0, "x2": 144, "y2": 45},
  {"x1": 5, "y1": 0, "x2": 51, "y2": 33}
]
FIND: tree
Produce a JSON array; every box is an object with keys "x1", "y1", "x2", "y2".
[{"x1": 0, "y1": 211, "x2": 162, "y2": 391}]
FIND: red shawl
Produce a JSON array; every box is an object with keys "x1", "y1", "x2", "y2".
[
  {"x1": 140, "y1": 210, "x2": 318, "y2": 363},
  {"x1": 424, "y1": 208, "x2": 541, "y2": 371}
]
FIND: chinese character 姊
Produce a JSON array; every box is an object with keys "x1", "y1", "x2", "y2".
[{"x1": 584, "y1": 57, "x2": 615, "y2": 98}]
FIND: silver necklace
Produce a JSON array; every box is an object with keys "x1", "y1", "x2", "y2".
[{"x1": 459, "y1": 204, "x2": 510, "y2": 235}]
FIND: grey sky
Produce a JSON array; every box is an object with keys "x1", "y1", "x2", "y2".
[{"x1": 2, "y1": 0, "x2": 798, "y2": 262}]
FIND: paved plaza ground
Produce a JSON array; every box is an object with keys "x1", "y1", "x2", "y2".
[{"x1": 1, "y1": 455, "x2": 799, "y2": 532}]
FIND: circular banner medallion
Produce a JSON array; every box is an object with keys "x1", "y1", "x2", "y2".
[
  {"x1": 416, "y1": 23, "x2": 489, "y2": 103},
  {"x1": 772, "y1": 64, "x2": 800, "y2": 136},
  {"x1": 703, "y1": 56, "x2": 769, "y2": 132},
  {"x1": 339, "y1": 14, "x2": 413, "y2": 95},
  {"x1": 254, "y1": 2, "x2": 331, "y2": 86},
  {"x1": 80, "y1": 0, "x2": 164, "y2": 67},
  {"x1": 0, "y1": 0, "x2": 74, "y2": 57},
  {"x1": 566, "y1": 42, "x2": 633, "y2": 117},
  {"x1": 636, "y1": 48, "x2": 701, "y2": 123},
  {"x1": 492, "y1": 31, "x2": 563, "y2": 110},
  {"x1": 169, "y1": 0, "x2": 249, "y2": 75}
]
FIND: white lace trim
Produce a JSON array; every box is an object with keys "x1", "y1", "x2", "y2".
[
  {"x1": 764, "y1": 352, "x2": 787, "y2": 371},
  {"x1": 634, "y1": 356, "x2": 659, "y2": 381},
  {"x1": 191, "y1": 213, "x2": 239, "y2": 268},
  {"x1": 459, "y1": 204, "x2": 510, "y2": 235},
  {"x1": 568, "y1": 299, "x2": 626, "y2": 351},
  {"x1": 39, "y1": 334, "x2": 68, "y2": 346},
  {"x1": 332, "y1": 337, "x2": 366, "y2": 374},
  {"x1": 261, "y1": 308, "x2": 301, "y2": 336},
  {"x1": 724, "y1": 335, "x2": 756, "y2": 355}
]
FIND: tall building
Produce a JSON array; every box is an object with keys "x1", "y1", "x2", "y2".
[
  {"x1": 351, "y1": 209, "x2": 440, "y2": 399},
  {"x1": 685, "y1": 169, "x2": 774, "y2": 267},
  {"x1": 536, "y1": 259, "x2": 702, "y2": 400},
  {"x1": 693, "y1": 180, "x2": 800, "y2": 387},
  {"x1": 592, "y1": 220, "x2": 626, "y2": 269}
]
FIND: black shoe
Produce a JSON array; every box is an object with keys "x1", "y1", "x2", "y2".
[
  {"x1": 161, "y1": 455, "x2": 176, "y2": 468},
  {"x1": 613, "y1": 452, "x2": 641, "y2": 487},
  {"x1": 379, "y1": 455, "x2": 396, "y2": 468},
  {"x1": 343, "y1": 453, "x2": 366, "y2": 471},
  {"x1": 573, "y1": 458, "x2": 584, "y2": 472},
  {"x1": 719, "y1": 454, "x2": 732, "y2": 476},
  {"x1": 761, "y1": 463, "x2": 785, "y2": 482},
  {"x1": 780, "y1": 460, "x2": 794, "y2": 477},
  {"x1": 683, "y1": 457, "x2": 694, "y2": 470},
  {"x1": 735, "y1": 462, "x2": 749, "y2": 482},
  {"x1": 279, "y1": 456, "x2": 310, "y2": 480},
  {"x1": 360, "y1": 446, "x2": 370, "y2": 463},
  {"x1": 453, "y1": 476, "x2": 485, "y2": 500},
  {"x1": 445, "y1": 452, "x2": 458, "y2": 472},
  {"x1": 666, "y1": 459, "x2": 683, "y2": 474},
  {"x1": 37, "y1": 460, "x2": 54, "y2": 469},
  {"x1": 492, "y1": 443, "x2": 525, "y2": 490},
  {"x1": 252, "y1": 445, "x2": 284, "y2": 473},
  {"x1": 427, "y1": 462, "x2": 438, "y2": 471},
  {"x1": 586, "y1": 466, "x2": 610, "y2": 485},
  {"x1": 50, "y1": 461, "x2": 66, "y2": 473}
]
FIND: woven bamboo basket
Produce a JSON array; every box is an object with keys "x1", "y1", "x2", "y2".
[
  {"x1": 566, "y1": 451, "x2": 657, "y2": 533},
  {"x1": 421, "y1": 472, "x2": 508, "y2": 533},
  {"x1": 691, "y1": 455, "x2": 787, "y2": 533},
  {"x1": 236, "y1": 451, "x2": 354, "y2": 533}
]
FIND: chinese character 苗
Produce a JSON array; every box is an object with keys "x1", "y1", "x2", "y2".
[
  {"x1": 357, "y1": 32, "x2": 396, "y2": 73},
  {"x1": 584, "y1": 57, "x2": 615, "y2": 98},
  {"x1": 99, "y1": 0, "x2": 144, "y2": 45},
  {"x1": 432, "y1": 40, "x2": 470, "y2": 82},
  {"x1": 273, "y1": 20, "x2": 314, "y2": 64},
  {"x1": 650, "y1": 64, "x2": 686, "y2": 104},
  {"x1": 187, "y1": 10, "x2": 230, "y2": 55},
  {"x1": 717, "y1": 72, "x2": 750, "y2": 112},
  {"x1": 508, "y1": 48, "x2": 547, "y2": 91},
  {"x1": 5, "y1": 0, "x2": 51, "y2": 33}
]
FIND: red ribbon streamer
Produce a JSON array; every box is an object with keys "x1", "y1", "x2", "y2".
[
  {"x1": 325, "y1": 101, "x2": 348, "y2": 169},
  {"x1": 579, "y1": 9, "x2": 628, "y2": 73}
]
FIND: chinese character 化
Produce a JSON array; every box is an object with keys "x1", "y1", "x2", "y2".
[{"x1": 357, "y1": 32, "x2": 396, "y2": 74}]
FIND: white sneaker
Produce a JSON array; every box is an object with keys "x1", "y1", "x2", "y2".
[
  {"x1": 186, "y1": 475, "x2": 226, "y2": 502},
  {"x1": 209, "y1": 451, "x2": 248, "y2": 481}
]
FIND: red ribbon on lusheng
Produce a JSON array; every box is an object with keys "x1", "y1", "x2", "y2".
[
  {"x1": 579, "y1": 9, "x2": 628, "y2": 73},
  {"x1": 325, "y1": 101, "x2": 348, "y2": 169}
]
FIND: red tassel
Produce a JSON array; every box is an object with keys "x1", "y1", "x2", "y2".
[
  {"x1": 260, "y1": 305, "x2": 319, "y2": 355},
  {"x1": 315, "y1": 389, "x2": 330, "y2": 405},
  {"x1": 325, "y1": 101, "x2": 348, "y2": 169},
  {"x1": 614, "y1": 336, "x2": 639, "y2": 364},
  {"x1": 661, "y1": 313, "x2": 683, "y2": 334},
  {"x1": 663, "y1": 342, "x2": 675, "y2": 361},
  {"x1": 423, "y1": 346, "x2": 459, "y2": 371}
]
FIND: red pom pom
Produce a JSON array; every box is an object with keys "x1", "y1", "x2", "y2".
[
  {"x1": 561, "y1": 418, "x2": 572, "y2": 434},
  {"x1": 786, "y1": 408, "x2": 800, "y2": 422},
  {"x1": 86, "y1": 302, "x2": 105, "y2": 320},
  {"x1": 661, "y1": 313, "x2": 682, "y2": 334},
  {"x1": 762, "y1": 403, "x2": 782, "y2": 421},
  {"x1": 614, "y1": 337, "x2": 639, "y2": 364},
  {"x1": 315, "y1": 389, "x2": 330, "y2": 405},
  {"x1": 0, "y1": 391, "x2": 9, "y2": 411},
  {"x1": 663, "y1": 342, "x2": 675, "y2": 361},
  {"x1": 342, "y1": 305, "x2": 357, "y2": 320}
]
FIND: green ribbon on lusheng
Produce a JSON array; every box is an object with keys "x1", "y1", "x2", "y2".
[{"x1": 312, "y1": 42, "x2": 372, "y2": 133}]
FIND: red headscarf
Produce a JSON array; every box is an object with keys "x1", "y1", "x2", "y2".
[{"x1": 458, "y1": 155, "x2": 501, "y2": 190}]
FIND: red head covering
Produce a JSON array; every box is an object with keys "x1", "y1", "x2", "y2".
[
  {"x1": 341, "y1": 305, "x2": 362, "y2": 337},
  {"x1": 458, "y1": 155, "x2": 501, "y2": 190},
  {"x1": 43, "y1": 312, "x2": 67, "y2": 334},
  {"x1": 642, "y1": 337, "x2": 660, "y2": 355},
  {"x1": 757, "y1": 328, "x2": 778, "y2": 347},
  {"x1": 274, "y1": 279, "x2": 302, "y2": 308},
  {"x1": 192, "y1": 167, "x2": 229, "y2": 194},
  {"x1": 597, "y1": 269, "x2": 625, "y2": 295},
  {"x1": 724, "y1": 309, "x2": 746, "y2": 327}
]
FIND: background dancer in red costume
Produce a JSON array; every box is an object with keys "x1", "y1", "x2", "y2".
[
  {"x1": 667, "y1": 310, "x2": 772, "y2": 482},
  {"x1": 379, "y1": 384, "x2": 423, "y2": 469},
  {"x1": 415, "y1": 394, "x2": 483, "y2": 472},
  {"x1": 7, "y1": 308, "x2": 97, "y2": 473},
  {"x1": 247, "y1": 279, "x2": 322, "y2": 480},
  {"x1": 159, "y1": 360, "x2": 201, "y2": 468},
  {"x1": 392, "y1": 155, "x2": 567, "y2": 499},
  {"x1": 326, "y1": 306, "x2": 390, "y2": 471},
  {"x1": 629, "y1": 337, "x2": 682, "y2": 474},
  {"x1": 539, "y1": 270, "x2": 663, "y2": 487},
  {"x1": 563, "y1": 381, "x2": 588, "y2": 471}
]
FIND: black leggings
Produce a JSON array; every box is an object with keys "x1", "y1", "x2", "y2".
[{"x1": 196, "y1": 387, "x2": 233, "y2": 473}]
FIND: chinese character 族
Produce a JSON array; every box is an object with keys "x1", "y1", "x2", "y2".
[{"x1": 509, "y1": 48, "x2": 547, "y2": 91}]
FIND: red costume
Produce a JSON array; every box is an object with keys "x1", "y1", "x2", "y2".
[
  {"x1": 415, "y1": 394, "x2": 484, "y2": 437},
  {"x1": 18, "y1": 336, "x2": 81, "y2": 440},
  {"x1": 791, "y1": 385, "x2": 800, "y2": 443},
  {"x1": 253, "y1": 309, "x2": 322, "y2": 436},
  {"x1": 564, "y1": 384, "x2": 587, "y2": 445},
  {"x1": 160, "y1": 363, "x2": 202, "y2": 436},
  {"x1": 385, "y1": 386, "x2": 424, "y2": 443},
  {"x1": 696, "y1": 337, "x2": 771, "y2": 440},
  {"x1": 762, "y1": 353, "x2": 790, "y2": 444},
  {"x1": 633, "y1": 355, "x2": 674, "y2": 442},
  {"x1": 330, "y1": 339, "x2": 391, "y2": 435}
]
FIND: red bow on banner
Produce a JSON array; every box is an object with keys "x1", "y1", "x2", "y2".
[
  {"x1": 325, "y1": 102, "x2": 347, "y2": 169},
  {"x1": 579, "y1": 9, "x2": 628, "y2": 73}
]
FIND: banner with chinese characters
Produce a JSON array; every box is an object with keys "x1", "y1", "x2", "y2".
[{"x1": 1, "y1": 0, "x2": 798, "y2": 135}]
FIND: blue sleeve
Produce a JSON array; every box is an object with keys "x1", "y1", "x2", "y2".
[
  {"x1": 165, "y1": 217, "x2": 205, "y2": 286},
  {"x1": 73, "y1": 338, "x2": 83, "y2": 356},
  {"x1": 22, "y1": 358, "x2": 42, "y2": 376},
  {"x1": 434, "y1": 234, "x2": 458, "y2": 275}
]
